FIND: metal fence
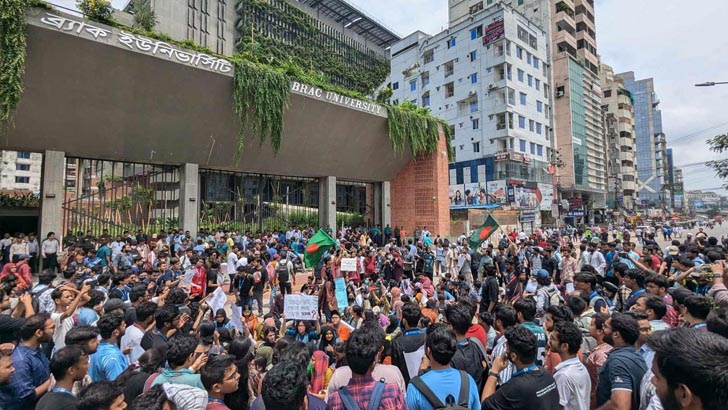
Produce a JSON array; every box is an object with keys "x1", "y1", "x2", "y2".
[
  {"x1": 62, "y1": 158, "x2": 180, "y2": 238},
  {"x1": 199, "y1": 170, "x2": 320, "y2": 233}
]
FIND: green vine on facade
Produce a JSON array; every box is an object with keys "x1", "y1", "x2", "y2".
[
  {"x1": 0, "y1": 0, "x2": 29, "y2": 133},
  {"x1": 386, "y1": 102, "x2": 453, "y2": 159},
  {"x1": 235, "y1": 0, "x2": 389, "y2": 96},
  {"x1": 232, "y1": 58, "x2": 290, "y2": 156}
]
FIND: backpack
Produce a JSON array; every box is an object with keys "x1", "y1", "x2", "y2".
[
  {"x1": 276, "y1": 260, "x2": 290, "y2": 283},
  {"x1": 30, "y1": 285, "x2": 54, "y2": 314},
  {"x1": 540, "y1": 286, "x2": 562, "y2": 308},
  {"x1": 410, "y1": 370, "x2": 470, "y2": 410},
  {"x1": 339, "y1": 378, "x2": 386, "y2": 410}
]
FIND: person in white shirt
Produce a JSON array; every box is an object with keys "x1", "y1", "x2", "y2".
[
  {"x1": 121, "y1": 301, "x2": 157, "y2": 363},
  {"x1": 227, "y1": 247, "x2": 240, "y2": 278},
  {"x1": 41, "y1": 231, "x2": 61, "y2": 271},
  {"x1": 588, "y1": 243, "x2": 606, "y2": 277},
  {"x1": 550, "y1": 321, "x2": 591, "y2": 410}
]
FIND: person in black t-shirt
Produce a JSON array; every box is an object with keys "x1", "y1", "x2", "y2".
[
  {"x1": 481, "y1": 325, "x2": 559, "y2": 410},
  {"x1": 35, "y1": 346, "x2": 88, "y2": 410},
  {"x1": 480, "y1": 265, "x2": 499, "y2": 314}
]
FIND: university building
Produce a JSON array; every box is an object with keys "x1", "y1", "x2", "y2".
[{"x1": 0, "y1": 1, "x2": 451, "y2": 239}]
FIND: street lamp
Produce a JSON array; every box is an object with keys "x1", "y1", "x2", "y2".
[{"x1": 695, "y1": 81, "x2": 728, "y2": 87}]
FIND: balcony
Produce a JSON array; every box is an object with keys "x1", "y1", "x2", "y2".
[
  {"x1": 554, "y1": 30, "x2": 578, "y2": 55},
  {"x1": 555, "y1": 11, "x2": 576, "y2": 35}
]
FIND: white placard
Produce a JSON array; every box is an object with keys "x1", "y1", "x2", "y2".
[
  {"x1": 230, "y1": 304, "x2": 245, "y2": 334},
  {"x1": 284, "y1": 294, "x2": 319, "y2": 321},
  {"x1": 206, "y1": 287, "x2": 228, "y2": 314},
  {"x1": 566, "y1": 282, "x2": 575, "y2": 294},
  {"x1": 340, "y1": 258, "x2": 357, "y2": 272},
  {"x1": 179, "y1": 268, "x2": 193, "y2": 287},
  {"x1": 525, "y1": 279, "x2": 538, "y2": 294}
]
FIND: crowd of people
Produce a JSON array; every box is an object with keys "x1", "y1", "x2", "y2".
[{"x1": 0, "y1": 223, "x2": 726, "y2": 410}]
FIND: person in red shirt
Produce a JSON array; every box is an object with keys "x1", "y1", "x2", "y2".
[{"x1": 190, "y1": 257, "x2": 207, "y2": 299}]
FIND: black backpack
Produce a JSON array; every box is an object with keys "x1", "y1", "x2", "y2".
[
  {"x1": 410, "y1": 370, "x2": 470, "y2": 410},
  {"x1": 276, "y1": 260, "x2": 290, "y2": 283}
]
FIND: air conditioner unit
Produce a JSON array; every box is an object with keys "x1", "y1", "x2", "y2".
[
  {"x1": 556, "y1": 90, "x2": 565, "y2": 97},
  {"x1": 488, "y1": 84, "x2": 497, "y2": 90},
  {"x1": 469, "y1": 90, "x2": 477, "y2": 96}
]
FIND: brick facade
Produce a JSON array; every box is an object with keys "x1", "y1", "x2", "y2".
[{"x1": 390, "y1": 131, "x2": 450, "y2": 237}]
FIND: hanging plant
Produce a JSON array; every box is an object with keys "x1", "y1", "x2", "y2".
[
  {"x1": 77, "y1": 0, "x2": 114, "y2": 24},
  {"x1": 0, "y1": 0, "x2": 28, "y2": 133},
  {"x1": 232, "y1": 57, "x2": 290, "y2": 156},
  {"x1": 386, "y1": 102, "x2": 453, "y2": 159}
]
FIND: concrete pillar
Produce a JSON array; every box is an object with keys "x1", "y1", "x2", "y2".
[
  {"x1": 318, "y1": 176, "x2": 336, "y2": 230},
  {"x1": 39, "y1": 150, "x2": 65, "y2": 243},
  {"x1": 381, "y1": 181, "x2": 391, "y2": 228},
  {"x1": 373, "y1": 183, "x2": 382, "y2": 226},
  {"x1": 179, "y1": 163, "x2": 199, "y2": 237}
]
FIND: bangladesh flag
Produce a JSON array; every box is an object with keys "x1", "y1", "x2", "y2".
[
  {"x1": 468, "y1": 214, "x2": 500, "y2": 249},
  {"x1": 304, "y1": 229, "x2": 337, "y2": 268}
]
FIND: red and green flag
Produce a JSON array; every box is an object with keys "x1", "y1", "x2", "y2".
[
  {"x1": 468, "y1": 214, "x2": 500, "y2": 249},
  {"x1": 304, "y1": 229, "x2": 337, "y2": 268}
]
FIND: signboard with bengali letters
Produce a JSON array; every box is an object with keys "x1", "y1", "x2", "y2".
[
  {"x1": 284, "y1": 294, "x2": 319, "y2": 321},
  {"x1": 483, "y1": 19, "x2": 505, "y2": 45}
]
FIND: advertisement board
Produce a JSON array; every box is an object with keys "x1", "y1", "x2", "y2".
[
  {"x1": 537, "y1": 183, "x2": 554, "y2": 211},
  {"x1": 487, "y1": 180, "x2": 508, "y2": 205}
]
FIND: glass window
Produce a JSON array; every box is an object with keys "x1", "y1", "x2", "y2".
[
  {"x1": 15, "y1": 176, "x2": 30, "y2": 183},
  {"x1": 469, "y1": 50, "x2": 477, "y2": 61},
  {"x1": 520, "y1": 92, "x2": 527, "y2": 105},
  {"x1": 519, "y1": 139, "x2": 526, "y2": 152},
  {"x1": 473, "y1": 142, "x2": 480, "y2": 153},
  {"x1": 528, "y1": 75, "x2": 533, "y2": 86},
  {"x1": 519, "y1": 115, "x2": 526, "y2": 129},
  {"x1": 516, "y1": 47, "x2": 523, "y2": 59},
  {"x1": 533, "y1": 57, "x2": 539, "y2": 69},
  {"x1": 15, "y1": 163, "x2": 30, "y2": 171},
  {"x1": 410, "y1": 80, "x2": 417, "y2": 91},
  {"x1": 471, "y1": 73, "x2": 478, "y2": 84},
  {"x1": 535, "y1": 79, "x2": 541, "y2": 90},
  {"x1": 518, "y1": 69, "x2": 524, "y2": 82},
  {"x1": 530, "y1": 142, "x2": 536, "y2": 154},
  {"x1": 472, "y1": 118, "x2": 479, "y2": 129},
  {"x1": 527, "y1": 52, "x2": 532, "y2": 64},
  {"x1": 536, "y1": 122, "x2": 542, "y2": 134},
  {"x1": 537, "y1": 145, "x2": 543, "y2": 156},
  {"x1": 392, "y1": 82, "x2": 399, "y2": 90},
  {"x1": 16, "y1": 151, "x2": 30, "y2": 159},
  {"x1": 529, "y1": 119, "x2": 535, "y2": 131},
  {"x1": 470, "y1": 101, "x2": 478, "y2": 112},
  {"x1": 537, "y1": 100, "x2": 543, "y2": 112}
]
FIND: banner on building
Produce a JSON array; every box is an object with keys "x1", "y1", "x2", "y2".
[
  {"x1": 449, "y1": 184, "x2": 466, "y2": 207},
  {"x1": 537, "y1": 183, "x2": 554, "y2": 211},
  {"x1": 512, "y1": 185, "x2": 540, "y2": 210},
  {"x1": 483, "y1": 19, "x2": 505, "y2": 45},
  {"x1": 487, "y1": 180, "x2": 508, "y2": 205},
  {"x1": 450, "y1": 182, "x2": 502, "y2": 209}
]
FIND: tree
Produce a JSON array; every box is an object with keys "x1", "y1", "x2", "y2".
[{"x1": 706, "y1": 133, "x2": 728, "y2": 189}]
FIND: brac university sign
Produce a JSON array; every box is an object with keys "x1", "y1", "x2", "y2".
[{"x1": 290, "y1": 81, "x2": 385, "y2": 116}]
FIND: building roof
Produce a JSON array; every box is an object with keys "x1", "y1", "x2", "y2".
[{"x1": 297, "y1": 0, "x2": 401, "y2": 48}]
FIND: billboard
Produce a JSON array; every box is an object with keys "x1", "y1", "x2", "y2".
[
  {"x1": 513, "y1": 185, "x2": 540, "y2": 210},
  {"x1": 487, "y1": 180, "x2": 508, "y2": 205},
  {"x1": 449, "y1": 184, "x2": 465, "y2": 207},
  {"x1": 537, "y1": 183, "x2": 554, "y2": 211}
]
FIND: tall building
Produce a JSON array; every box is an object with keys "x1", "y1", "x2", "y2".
[
  {"x1": 0, "y1": 151, "x2": 42, "y2": 193},
  {"x1": 391, "y1": 2, "x2": 556, "y2": 221},
  {"x1": 599, "y1": 63, "x2": 637, "y2": 211},
  {"x1": 451, "y1": 0, "x2": 607, "y2": 223},
  {"x1": 616, "y1": 72, "x2": 670, "y2": 209},
  {"x1": 673, "y1": 168, "x2": 685, "y2": 210}
]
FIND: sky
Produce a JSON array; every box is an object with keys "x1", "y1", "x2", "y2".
[{"x1": 348, "y1": 0, "x2": 728, "y2": 193}]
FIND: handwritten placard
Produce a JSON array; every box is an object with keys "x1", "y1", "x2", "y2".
[
  {"x1": 340, "y1": 258, "x2": 357, "y2": 272},
  {"x1": 206, "y1": 287, "x2": 228, "y2": 314},
  {"x1": 335, "y1": 277, "x2": 348, "y2": 311},
  {"x1": 284, "y1": 294, "x2": 319, "y2": 321}
]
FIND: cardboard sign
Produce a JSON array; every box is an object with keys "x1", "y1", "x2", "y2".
[
  {"x1": 340, "y1": 257, "x2": 357, "y2": 272},
  {"x1": 335, "y1": 277, "x2": 348, "y2": 311},
  {"x1": 284, "y1": 294, "x2": 319, "y2": 321}
]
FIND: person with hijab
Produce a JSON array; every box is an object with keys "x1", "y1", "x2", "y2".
[
  {"x1": 318, "y1": 326, "x2": 337, "y2": 362},
  {"x1": 214, "y1": 308, "x2": 235, "y2": 333},
  {"x1": 308, "y1": 350, "x2": 332, "y2": 399},
  {"x1": 390, "y1": 287, "x2": 404, "y2": 320}
]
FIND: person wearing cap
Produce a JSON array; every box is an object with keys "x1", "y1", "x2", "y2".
[
  {"x1": 658, "y1": 244, "x2": 680, "y2": 275},
  {"x1": 535, "y1": 269, "x2": 560, "y2": 319}
]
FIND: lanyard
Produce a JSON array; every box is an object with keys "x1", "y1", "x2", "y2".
[
  {"x1": 153, "y1": 328, "x2": 169, "y2": 343},
  {"x1": 208, "y1": 398, "x2": 225, "y2": 404},
  {"x1": 511, "y1": 365, "x2": 538, "y2": 378},
  {"x1": 51, "y1": 387, "x2": 74, "y2": 397},
  {"x1": 692, "y1": 323, "x2": 707, "y2": 329}
]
